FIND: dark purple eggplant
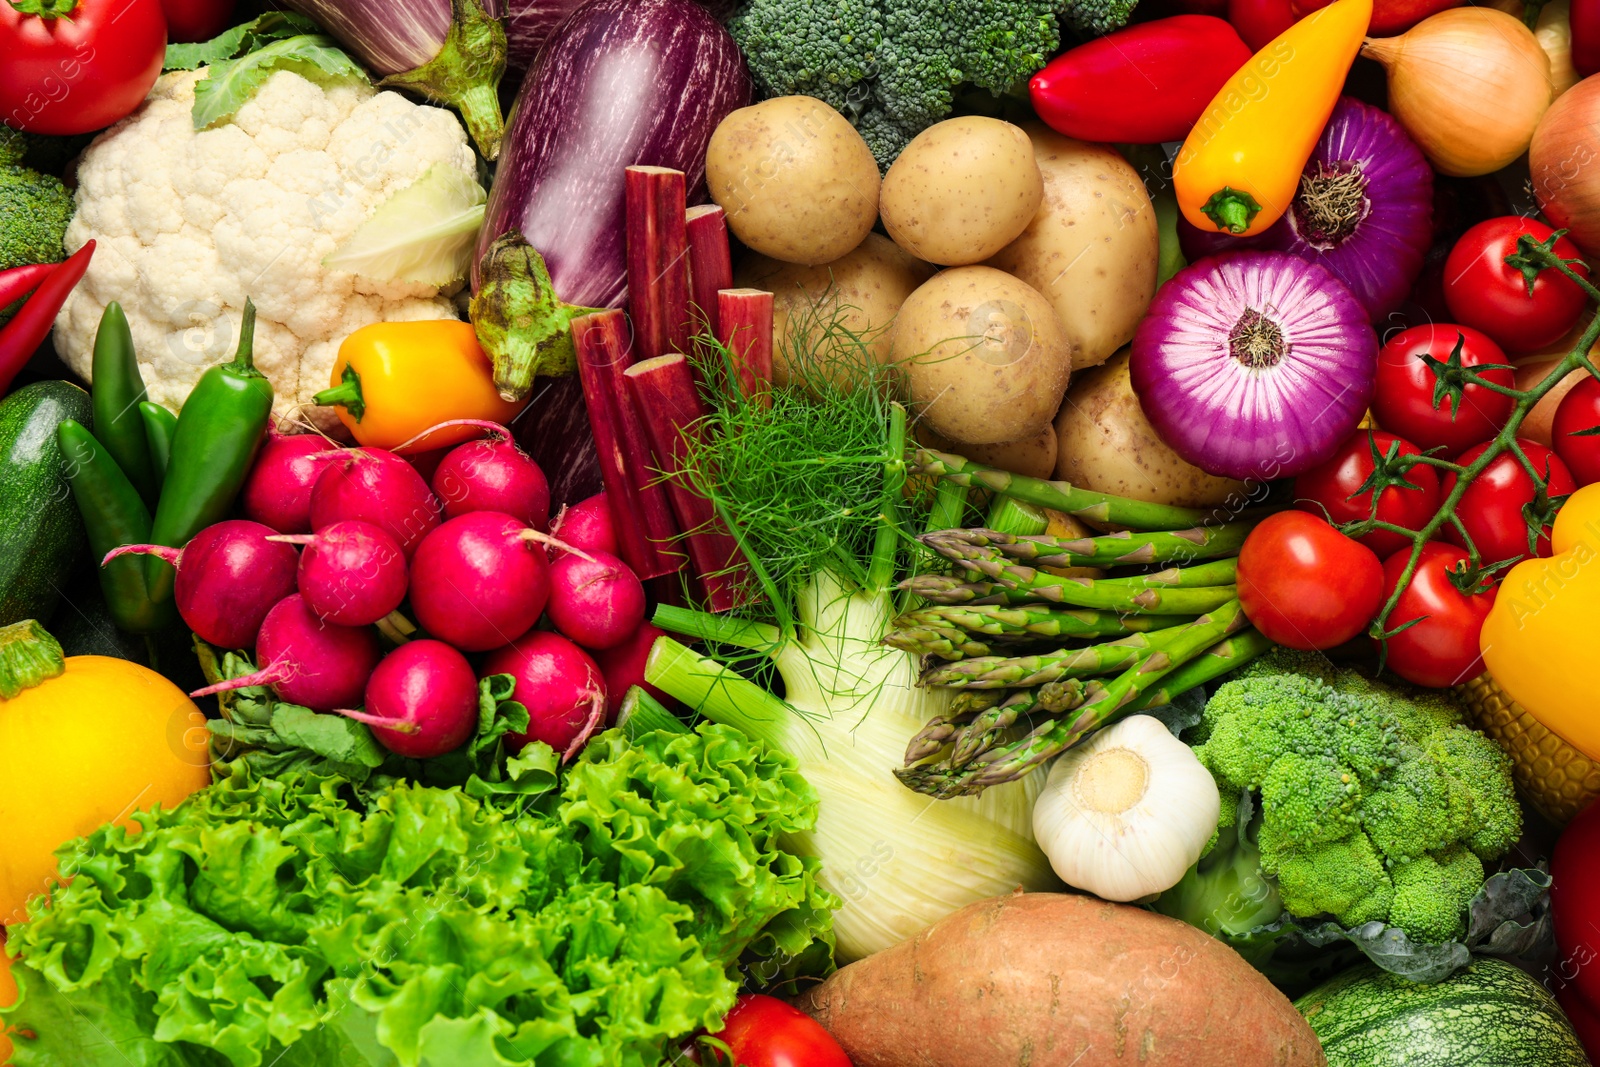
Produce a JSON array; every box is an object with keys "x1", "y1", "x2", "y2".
[
  {"x1": 281, "y1": 0, "x2": 508, "y2": 157},
  {"x1": 470, "y1": 0, "x2": 749, "y2": 401}
]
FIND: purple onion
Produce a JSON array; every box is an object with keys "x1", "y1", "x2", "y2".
[
  {"x1": 1175, "y1": 97, "x2": 1433, "y2": 323},
  {"x1": 1130, "y1": 251, "x2": 1378, "y2": 482},
  {"x1": 282, "y1": 0, "x2": 507, "y2": 157}
]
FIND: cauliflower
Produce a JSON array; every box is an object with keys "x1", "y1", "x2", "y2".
[{"x1": 55, "y1": 68, "x2": 477, "y2": 429}]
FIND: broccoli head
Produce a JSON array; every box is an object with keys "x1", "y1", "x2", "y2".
[
  {"x1": 1183, "y1": 661, "x2": 1521, "y2": 944},
  {"x1": 0, "y1": 164, "x2": 72, "y2": 272},
  {"x1": 727, "y1": 0, "x2": 1137, "y2": 168}
]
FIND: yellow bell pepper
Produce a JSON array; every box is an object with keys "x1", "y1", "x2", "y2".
[
  {"x1": 1480, "y1": 483, "x2": 1600, "y2": 760},
  {"x1": 315, "y1": 320, "x2": 527, "y2": 454},
  {"x1": 0, "y1": 621, "x2": 211, "y2": 924},
  {"x1": 1173, "y1": 0, "x2": 1373, "y2": 236}
]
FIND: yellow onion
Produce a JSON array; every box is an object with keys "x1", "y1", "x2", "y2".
[
  {"x1": 1538, "y1": 0, "x2": 1583, "y2": 97},
  {"x1": 1532, "y1": 75, "x2": 1600, "y2": 254},
  {"x1": 1363, "y1": 8, "x2": 1553, "y2": 176}
]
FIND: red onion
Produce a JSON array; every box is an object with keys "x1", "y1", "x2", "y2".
[
  {"x1": 1130, "y1": 251, "x2": 1378, "y2": 482},
  {"x1": 1176, "y1": 97, "x2": 1433, "y2": 323}
]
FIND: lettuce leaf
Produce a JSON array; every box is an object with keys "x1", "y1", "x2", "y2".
[{"x1": 3, "y1": 726, "x2": 837, "y2": 1067}]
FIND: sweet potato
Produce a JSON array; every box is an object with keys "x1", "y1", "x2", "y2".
[{"x1": 798, "y1": 893, "x2": 1326, "y2": 1067}]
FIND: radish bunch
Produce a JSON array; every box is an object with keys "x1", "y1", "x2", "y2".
[{"x1": 176, "y1": 424, "x2": 663, "y2": 764}]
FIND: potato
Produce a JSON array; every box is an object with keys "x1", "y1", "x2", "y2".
[
  {"x1": 892, "y1": 266, "x2": 1072, "y2": 446},
  {"x1": 735, "y1": 234, "x2": 935, "y2": 387},
  {"x1": 915, "y1": 422, "x2": 1057, "y2": 480},
  {"x1": 706, "y1": 96, "x2": 881, "y2": 266},
  {"x1": 879, "y1": 117, "x2": 1043, "y2": 266},
  {"x1": 986, "y1": 125, "x2": 1158, "y2": 371},
  {"x1": 799, "y1": 893, "x2": 1327, "y2": 1067},
  {"x1": 1055, "y1": 349, "x2": 1245, "y2": 508}
]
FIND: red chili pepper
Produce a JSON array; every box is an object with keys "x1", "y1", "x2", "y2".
[
  {"x1": 0, "y1": 262, "x2": 55, "y2": 312},
  {"x1": 1574, "y1": 0, "x2": 1600, "y2": 76},
  {"x1": 1228, "y1": 0, "x2": 1297, "y2": 50},
  {"x1": 0, "y1": 240, "x2": 94, "y2": 395},
  {"x1": 1029, "y1": 16, "x2": 1252, "y2": 145}
]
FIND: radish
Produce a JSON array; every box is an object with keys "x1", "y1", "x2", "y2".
[
  {"x1": 240, "y1": 430, "x2": 340, "y2": 534},
  {"x1": 546, "y1": 548, "x2": 645, "y2": 650},
  {"x1": 431, "y1": 425, "x2": 551, "y2": 530},
  {"x1": 408, "y1": 511, "x2": 553, "y2": 652},
  {"x1": 593, "y1": 623, "x2": 676, "y2": 724},
  {"x1": 334, "y1": 640, "x2": 479, "y2": 758},
  {"x1": 549, "y1": 492, "x2": 617, "y2": 557},
  {"x1": 268, "y1": 521, "x2": 407, "y2": 627},
  {"x1": 191, "y1": 594, "x2": 381, "y2": 712},
  {"x1": 103, "y1": 520, "x2": 298, "y2": 649},
  {"x1": 309, "y1": 447, "x2": 441, "y2": 558},
  {"x1": 483, "y1": 631, "x2": 607, "y2": 760}
]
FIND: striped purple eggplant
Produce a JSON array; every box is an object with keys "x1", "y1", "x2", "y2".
[
  {"x1": 281, "y1": 0, "x2": 508, "y2": 157},
  {"x1": 501, "y1": 0, "x2": 740, "y2": 77},
  {"x1": 469, "y1": 0, "x2": 749, "y2": 400}
]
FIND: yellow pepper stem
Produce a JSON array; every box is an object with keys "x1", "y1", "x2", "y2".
[
  {"x1": 0, "y1": 620, "x2": 65, "y2": 700},
  {"x1": 1201, "y1": 188, "x2": 1262, "y2": 236},
  {"x1": 313, "y1": 364, "x2": 366, "y2": 422}
]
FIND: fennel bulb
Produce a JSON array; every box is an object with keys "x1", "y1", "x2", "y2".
[{"x1": 649, "y1": 570, "x2": 1057, "y2": 962}]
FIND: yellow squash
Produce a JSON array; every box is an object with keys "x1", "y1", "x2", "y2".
[
  {"x1": 1173, "y1": 0, "x2": 1373, "y2": 236},
  {"x1": 0, "y1": 621, "x2": 211, "y2": 925},
  {"x1": 1480, "y1": 483, "x2": 1600, "y2": 761},
  {"x1": 315, "y1": 320, "x2": 527, "y2": 454}
]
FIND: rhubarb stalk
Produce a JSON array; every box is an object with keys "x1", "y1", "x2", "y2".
[
  {"x1": 715, "y1": 287, "x2": 774, "y2": 405},
  {"x1": 571, "y1": 309, "x2": 685, "y2": 579},
  {"x1": 624, "y1": 166, "x2": 691, "y2": 363},
  {"x1": 686, "y1": 204, "x2": 733, "y2": 340},
  {"x1": 625, "y1": 353, "x2": 752, "y2": 612}
]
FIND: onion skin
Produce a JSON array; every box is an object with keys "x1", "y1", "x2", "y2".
[
  {"x1": 1129, "y1": 251, "x2": 1377, "y2": 481},
  {"x1": 1176, "y1": 97, "x2": 1431, "y2": 323},
  {"x1": 1363, "y1": 8, "x2": 1553, "y2": 177},
  {"x1": 1532, "y1": 75, "x2": 1600, "y2": 256}
]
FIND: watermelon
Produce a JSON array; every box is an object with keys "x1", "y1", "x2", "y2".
[{"x1": 1295, "y1": 958, "x2": 1590, "y2": 1066}]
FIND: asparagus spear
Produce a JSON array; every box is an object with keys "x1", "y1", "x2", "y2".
[
  {"x1": 903, "y1": 690, "x2": 1006, "y2": 763},
  {"x1": 896, "y1": 600, "x2": 1246, "y2": 798},
  {"x1": 1124, "y1": 628, "x2": 1272, "y2": 712},
  {"x1": 920, "y1": 625, "x2": 1192, "y2": 688},
  {"x1": 908, "y1": 447, "x2": 1220, "y2": 530},
  {"x1": 921, "y1": 522, "x2": 1254, "y2": 568},
  {"x1": 899, "y1": 572, "x2": 1239, "y2": 614},
  {"x1": 895, "y1": 604, "x2": 1198, "y2": 640},
  {"x1": 884, "y1": 626, "x2": 1026, "y2": 659},
  {"x1": 956, "y1": 554, "x2": 1238, "y2": 590}
]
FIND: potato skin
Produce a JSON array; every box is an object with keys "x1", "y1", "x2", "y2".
[
  {"x1": 916, "y1": 422, "x2": 1058, "y2": 480},
  {"x1": 799, "y1": 893, "x2": 1327, "y2": 1067},
  {"x1": 707, "y1": 96, "x2": 881, "y2": 266},
  {"x1": 1055, "y1": 349, "x2": 1245, "y2": 508},
  {"x1": 892, "y1": 266, "x2": 1072, "y2": 446},
  {"x1": 880, "y1": 118, "x2": 1044, "y2": 266},
  {"x1": 986, "y1": 125, "x2": 1158, "y2": 371},
  {"x1": 736, "y1": 234, "x2": 935, "y2": 386}
]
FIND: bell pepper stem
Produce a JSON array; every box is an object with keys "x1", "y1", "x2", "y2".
[
  {"x1": 0, "y1": 620, "x2": 66, "y2": 700},
  {"x1": 313, "y1": 364, "x2": 366, "y2": 421},
  {"x1": 1201, "y1": 188, "x2": 1262, "y2": 235}
]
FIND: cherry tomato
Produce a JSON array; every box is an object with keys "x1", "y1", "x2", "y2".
[
  {"x1": 1373, "y1": 324, "x2": 1515, "y2": 454},
  {"x1": 1441, "y1": 439, "x2": 1577, "y2": 564},
  {"x1": 1377, "y1": 542, "x2": 1495, "y2": 688},
  {"x1": 1553, "y1": 374, "x2": 1600, "y2": 487},
  {"x1": 711, "y1": 994, "x2": 851, "y2": 1067},
  {"x1": 1443, "y1": 217, "x2": 1589, "y2": 353},
  {"x1": 1237, "y1": 511, "x2": 1384, "y2": 651},
  {"x1": 161, "y1": 0, "x2": 234, "y2": 43},
  {"x1": 0, "y1": 0, "x2": 165, "y2": 136},
  {"x1": 1293, "y1": 428, "x2": 1442, "y2": 558}
]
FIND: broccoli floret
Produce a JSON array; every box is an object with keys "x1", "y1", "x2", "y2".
[
  {"x1": 1177, "y1": 659, "x2": 1522, "y2": 945},
  {"x1": 0, "y1": 164, "x2": 72, "y2": 272},
  {"x1": 0, "y1": 126, "x2": 25, "y2": 167},
  {"x1": 1389, "y1": 846, "x2": 1485, "y2": 943},
  {"x1": 728, "y1": 0, "x2": 1131, "y2": 168}
]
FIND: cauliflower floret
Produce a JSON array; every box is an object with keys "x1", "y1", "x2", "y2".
[{"x1": 56, "y1": 69, "x2": 476, "y2": 430}]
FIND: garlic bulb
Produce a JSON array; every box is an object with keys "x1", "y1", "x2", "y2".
[{"x1": 1032, "y1": 715, "x2": 1220, "y2": 902}]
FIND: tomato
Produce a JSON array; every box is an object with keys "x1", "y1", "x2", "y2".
[
  {"x1": 0, "y1": 0, "x2": 165, "y2": 136},
  {"x1": 161, "y1": 0, "x2": 234, "y2": 43},
  {"x1": 711, "y1": 995, "x2": 851, "y2": 1067},
  {"x1": 1377, "y1": 542, "x2": 1495, "y2": 688},
  {"x1": 1443, "y1": 217, "x2": 1589, "y2": 353},
  {"x1": 1373, "y1": 324, "x2": 1515, "y2": 453},
  {"x1": 1441, "y1": 439, "x2": 1577, "y2": 565},
  {"x1": 1292, "y1": 428, "x2": 1442, "y2": 558},
  {"x1": 1554, "y1": 374, "x2": 1600, "y2": 487},
  {"x1": 1237, "y1": 511, "x2": 1384, "y2": 651}
]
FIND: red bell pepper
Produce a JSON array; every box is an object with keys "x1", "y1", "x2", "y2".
[
  {"x1": 0, "y1": 241, "x2": 93, "y2": 395},
  {"x1": 1573, "y1": 0, "x2": 1600, "y2": 76},
  {"x1": 1029, "y1": 16, "x2": 1252, "y2": 145},
  {"x1": 1551, "y1": 796, "x2": 1600, "y2": 1060}
]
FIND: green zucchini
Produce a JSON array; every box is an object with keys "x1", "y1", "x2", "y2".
[
  {"x1": 0, "y1": 380, "x2": 91, "y2": 627},
  {"x1": 1297, "y1": 958, "x2": 1589, "y2": 1067}
]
